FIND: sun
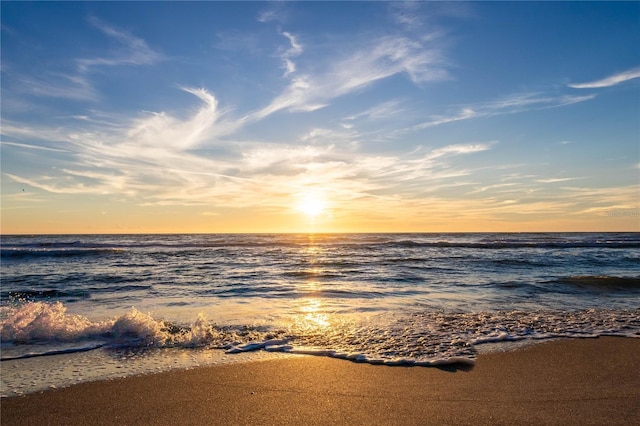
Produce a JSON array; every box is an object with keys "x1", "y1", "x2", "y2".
[{"x1": 295, "y1": 191, "x2": 327, "y2": 219}]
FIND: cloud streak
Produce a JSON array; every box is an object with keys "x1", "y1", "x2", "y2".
[
  {"x1": 18, "y1": 18, "x2": 162, "y2": 101},
  {"x1": 79, "y1": 17, "x2": 163, "y2": 71},
  {"x1": 407, "y1": 92, "x2": 595, "y2": 131},
  {"x1": 254, "y1": 34, "x2": 448, "y2": 119},
  {"x1": 0, "y1": 141, "x2": 69, "y2": 153},
  {"x1": 569, "y1": 67, "x2": 640, "y2": 89},
  {"x1": 279, "y1": 31, "x2": 303, "y2": 76}
]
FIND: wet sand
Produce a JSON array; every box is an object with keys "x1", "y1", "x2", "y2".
[{"x1": 2, "y1": 337, "x2": 639, "y2": 425}]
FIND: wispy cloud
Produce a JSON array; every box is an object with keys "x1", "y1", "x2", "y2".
[
  {"x1": 78, "y1": 17, "x2": 163, "y2": 71},
  {"x1": 407, "y1": 92, "x2": 595, "y2": 131},
  {"x1": 3, "y1": 83, "x2": 497, "y2": 212},
  {"x1": 467, "y1": 183, "x2": 518, "y2": 195},
  {"x1": 569, "y1": 67, "x2": 640, "y2": 89},
  {"x1": 121, "y1": 87, "x2": 229, "y2": 152},
  {"x1": 412, "y1": 107, "x2": 478, "y2": 130},
  {"x1": 4, "y1": 172, "x2": 119, "y2": 195},
  {"x1": 257, "y1": 3, "x2": 288, "y2": 24},
  {"x1": 343, "y1": 99, "x2": 405, "y2": 122},
  {"x1": 18, "y1": 17, "x2": 162, "y2": 101},
  {"x1": 254, "y1": 34, "x2": 448, "y2": 119},
  {"x1": 279, "y1": 30, "x2": 303, "y2": 76},
  {"x1": 7, "y1": 82, "x2": 636, "y2": 230},
  {"x1": 536, "y1": 177, "x2": 585, "y2": 184},
  {"x1": 425, "y1": 142, "x2": 494, "y2": 160},
  {"x1": 0, "y1": 141, "x2": 69, "y2": 153},
  {"x1": 390, "y1": 1, "x2": 422, "y2": 29}
]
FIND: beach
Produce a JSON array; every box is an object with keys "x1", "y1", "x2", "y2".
[{"x1": 2, "y1": 336, "x2": 638, "y2": 425}]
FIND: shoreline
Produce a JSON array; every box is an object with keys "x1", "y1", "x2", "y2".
[{"x1": 2, "y1": 336, "x2": 639, "y2": 425}]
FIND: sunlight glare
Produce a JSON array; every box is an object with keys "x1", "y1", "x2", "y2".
[{"x1": 295, "y1": 190, "x2": 327, "y2": 219}]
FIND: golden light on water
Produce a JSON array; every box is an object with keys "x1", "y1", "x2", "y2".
[
  {"x1": 299, "y1": 298, "x2": 331, "y2": 330},
  {"x1": 291, "y1": 238, "x2": 333, "y2": 333}
]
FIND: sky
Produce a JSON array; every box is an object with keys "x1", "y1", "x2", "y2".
[{"x1": 1, "y1": 1, "x2": 639, "y2": 234}]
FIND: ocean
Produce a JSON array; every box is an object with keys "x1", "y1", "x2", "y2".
[{"x1": 1, "y1": 233, "x2": 639, "y2": 397}]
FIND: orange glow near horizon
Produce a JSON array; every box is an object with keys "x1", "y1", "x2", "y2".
[{"x1": 1, "y1": 187, "x2": 638, "y2": 235}]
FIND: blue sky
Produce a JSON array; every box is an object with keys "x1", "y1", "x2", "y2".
[{"x1": 1, "y1": 1, "x2": 639, "y2": 233}]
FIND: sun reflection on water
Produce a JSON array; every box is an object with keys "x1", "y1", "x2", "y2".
[
  {"x1": 291, "y1": 237, "x2": 335, "y2": 335},
  {"x1": 298, "y1": 298, "x2": 331, "y2": 330}
]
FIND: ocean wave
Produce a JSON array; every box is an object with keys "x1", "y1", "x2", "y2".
[
  {"x1": 547, "y1": 276, "x2": 640, "y2": 290},
  {"x1": 281, "y1": 270, "x2": 345, "y2": 279},
  {"x1": 1, "y1": 248, "x2": 123, "y2": 259},
  {"x1": 490, "y1": 258, "x2": 552, "y2": 267},
  {"x1": 85, "y1": 284, "x2": 154, "y2": 293},
  {"x1": 2, "y1": 301, "x2": 638, "y2": 366},
  {"x1": 6, "y1": 289, "x2": 92, "y2": 301},
  {"x1": 4, "y1": 233, "x2": 638, "y2": 254},
  {"x1": 194, "y1": 286, "x2": 387, "y2": 299},
  {"x1": 381, "y1": 240, "x2": 640, "y2": 250},
  {"x1": 4, "y1": 284, "x2": 153, "y2": 303}
]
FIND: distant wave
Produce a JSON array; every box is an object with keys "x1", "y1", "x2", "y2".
[
  {"x1": 1, "y1": 248, "x2": 124, "y2": 259},
  {"x1": 382, "y1": 240, "x2": 640, "y2": 250},
  {"x1": 5, "y1": 284, "x2": 153, "y2": 302},
  {"x1": 3, "y1": 233, "x2": 638, "y2": 254},
  {"x1": 548, "y1": 276, "x2": 640, "y2": 290},
  {"x1": 6, "y1": 289, "x2": 92, "y2": 301},
  {"x1": 281, "y1": 270, "x2": 345, "y2": 279},
  {"x1": 490, "y1": 258, "x2": 552, "y2": 267}
]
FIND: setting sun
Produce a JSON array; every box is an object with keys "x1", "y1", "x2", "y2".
[{"x1": 295, "y1": 191, "x2": 328, "y2": 219}]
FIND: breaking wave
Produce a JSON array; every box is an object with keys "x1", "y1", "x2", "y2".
[{"x1": 2, "y1": 301, "x2": 638, "y2": 366}]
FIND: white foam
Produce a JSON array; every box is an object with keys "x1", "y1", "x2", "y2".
[{"x1": 1, "y1": 301, "x2": 638, "y2": 396}]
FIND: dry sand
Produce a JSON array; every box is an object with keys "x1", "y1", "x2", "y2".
[{"x1": 2, "y1": 337, "x2": 639, "y2": 425}]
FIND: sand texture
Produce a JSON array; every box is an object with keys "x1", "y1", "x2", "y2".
[{"x1": 2, "y1": 337, "x2": 639, "y2": 425}]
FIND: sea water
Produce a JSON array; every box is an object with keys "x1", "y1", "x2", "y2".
[{"x1": 1, "y1": 233, "x2": 639, "y2": 396}]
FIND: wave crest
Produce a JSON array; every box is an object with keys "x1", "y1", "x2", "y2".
[
  {"x1": 2, "y1": 302, "x2": 639, "y2": 366},
  {"x1": 1, "y1": 301, "x2": 108, "y2": 342}
]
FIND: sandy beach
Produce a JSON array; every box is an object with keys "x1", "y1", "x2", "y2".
[{"x1": 2, "y1": 337, "x2": 639, "y2": 425}]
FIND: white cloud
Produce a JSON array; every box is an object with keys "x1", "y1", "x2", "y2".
[
  {"x1": 79, "y1": 17, "x2": 163, "y2": 71},
  {"x1": 257, "y1": 10, "x2": 276, "y2": 23},
  {"x1": 390, "y1": 1, "x2": 422, "y2": 29},
  {"x1": 3, "y1": 83, "x2": 497, "y2": 211},
  {"x1": 407, "y1": 92, "x2": 595, "y2": 131},
  {"x1": 281, "y1": 31, "x2": 303, "y2": 57},
  {"x1": 279, "y1": 31, "x2": 303, "y2": 76},
  {"x1": 254, "y1": 34, "x2": 448, "y2": 119},
  {"x1": 0, "y1": 141, "x2": 69, "y2": 153},
  {"x1": 536, "y1": 177, "x2": 585, "y2": 184},
  {"x1": 19, "y1": 73, "x2": 98, "y2": 101},
  {"x1": 569, "y1": 67, "x2": 640, "y2": 89},
  {"x1": 257, "y1": 2, "x2": 290, "y2": 25},
  {"x1": 427, "y1": 143, "x2": 493, "y2": 159},
  {"x1": 121, "y1": 87, "x2": 227, "y2": 152},
  {"x1": 343, "y1": 100, "x2": 405, "y2": 122},
  {"x1": 467, "y1": 183, "x2": 517, "y2": 195},
  {"x1": 412, "y1": 107, "x2": 477, "y2": 130}
]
